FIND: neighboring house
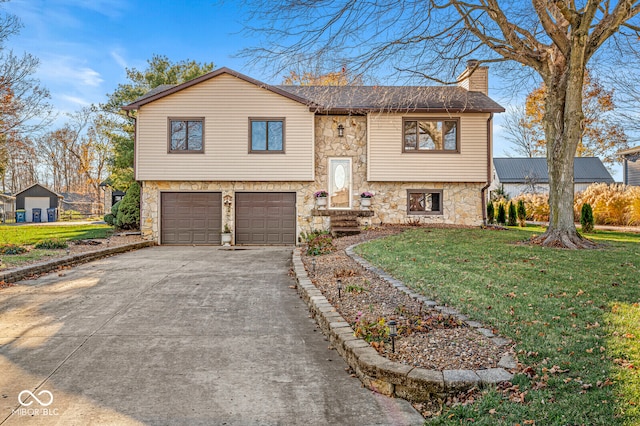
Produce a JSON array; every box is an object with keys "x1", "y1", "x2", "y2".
[
  {"x1": 14, "y1": 183, "x2": 62, "y2": 222},
  {"x1": 123, "y1": 63, "x2": 504, "y2": 245},
  {"x1": 619, "y1": 145, "x2": 640, "y2": 186},
  {"x1": 492, "y1": 157, "x2": 614, "y2": 199}
]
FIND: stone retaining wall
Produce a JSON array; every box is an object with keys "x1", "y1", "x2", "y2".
[
  {"x1": 292, "y1": 247, "x2": 515, "y2": 402},
  {"x1": 0, "y1": 241, "x2": 155, "y2": 284}
]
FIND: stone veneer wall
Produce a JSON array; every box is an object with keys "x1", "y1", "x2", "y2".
[
  {"x1": 140, "y1": 180, "x2": 321, "y2": 242},
  {"x1": 311, "y1": 116, "x2": 484, "y2": 229},
  {"x1": 140, "y1": 115, "x2": 485, "y2": 243}
]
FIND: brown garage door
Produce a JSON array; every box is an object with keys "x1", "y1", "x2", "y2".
[
  {"x1": 161, "y1": 192, "x2": 221, "y2": 245},
  {"x1": 235, "y1": 192, "x2": 296, "y2": 245}
]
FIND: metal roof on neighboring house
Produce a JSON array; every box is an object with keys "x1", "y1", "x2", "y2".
[
  {"x1": 123, "y1": 67, "x2": 505, "y2": 114},
  {"x1": 493, "y1": 157, "x2": 614, "y2": 184}
]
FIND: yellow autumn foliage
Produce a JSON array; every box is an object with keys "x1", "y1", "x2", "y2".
[{"x1": 511, "y1": 183, "x2": 640, "y2": 226}]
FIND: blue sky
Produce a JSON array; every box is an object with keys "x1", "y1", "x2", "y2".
[
  {"x1": 4, "y1": 0, "x2": 251, "y2": 113},
  {"x1": 2, "y1": 0, "x2": 624, "y2": 179}
]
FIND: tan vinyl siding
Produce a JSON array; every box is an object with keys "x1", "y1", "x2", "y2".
[
  {"x1": 367, "y1": 113, "x2": 490, "y2": 182},
  {"x1": 135, "y1": 73, "x2": 314, "y2": 181}
]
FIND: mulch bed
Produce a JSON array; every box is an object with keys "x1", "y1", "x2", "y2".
[{"x1": 301, "y1": 226, "x2": 509, "y2": 371}]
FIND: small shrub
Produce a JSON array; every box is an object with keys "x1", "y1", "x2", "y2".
[
  {"x1": 487, "y1": 202, "x2": 495, "y2": 224},
  {"x1": 300, "y1": 229, "x2": 330, "y2": 243},
  {"x1": 345, "y1": 284, "x2": 367, "y2": 294},
  {"x1": 507, "y1": 201, "x2": 517, "y2": 226},
  {"x1": 580, "y1": 203, "x2": 595, "y2": 233},
  {"x1": 354, "y1": 316, "x2": 389, "y2": 342},
  {"x1": 111, "y1": 200, "x2": 122, "y2": 216},
  {"x1": 491, "y1": 184, "x2": 510, "y2": 203},
  {"x1": 104, "y1": 213, "x2": 115, "y2": 226},
  {"x1": 516, "y1": 199, "x2": 527, "y2": 227},
  {"x1": 496, "y1": 203, "x2": 506, "y2": 225},
  {"x1": 513, "y1": 193, "x2": 550, "y2": 222},
  {"x1": 0, "y1": 244, "x2": 27, "y2": 255},
  {"x1": 34, "y1": 238, "x2": 68, "y2": 250},
  {"x1": 306, "y1": 233, "x2": 335, "y2": 256},
  {"x1": 115, "y1": 182, "x2": 140, "y2": 230}
]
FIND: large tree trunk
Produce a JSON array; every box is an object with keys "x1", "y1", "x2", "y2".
[{"x1": 533, "y1": 52, "x2": 596, "y2": 249}]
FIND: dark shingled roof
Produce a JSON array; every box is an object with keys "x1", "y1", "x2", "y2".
[
  {"x1": 276, "y1": 85, "x2": 504, "y2": 113},
  {"x1": 123, "y1": 67, "x2": 504, "y2": 114},
  {"x1": 494, "y1": 157, "x2": 614, "y2": 184}
]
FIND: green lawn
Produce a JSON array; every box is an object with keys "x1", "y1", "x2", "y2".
[
  {"x1": 356, "y1": 226, "x2": 640, "y2": 425},
  {"x1": 0, "y1": 225, "x2": 113, "y2": 270},
  {"x1": 0, "y1": 224, "x2": 112, "y2": 246}
]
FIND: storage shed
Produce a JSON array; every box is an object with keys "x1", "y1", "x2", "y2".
[{"x1": 15, "y1": 184, "x2": 62, "y2": 222}]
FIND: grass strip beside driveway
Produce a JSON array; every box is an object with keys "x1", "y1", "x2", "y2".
[
  {"x1": 0, "y1": 224, "x2": 112, "y2": 246},
  {"x1": 356, "y1": 226, "x2": 640, "y2": 425}
]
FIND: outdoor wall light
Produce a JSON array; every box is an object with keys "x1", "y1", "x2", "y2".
[
  {"x1": 223, "y1": 195, "x2": 233, "y2": 207},
  {"x1": 337, "y1": 278, "x2": 342, "y2": 299},
  {"x1": 337, "y1": 124, "x2": 344, "y2": 137},
  {"x1": 388, "y1": 319, "x2": 397, "y2": 353}
]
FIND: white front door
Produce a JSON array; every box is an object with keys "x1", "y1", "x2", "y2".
[{"x1": 328, "y1": 158, "x2": 352, "y2": 210}]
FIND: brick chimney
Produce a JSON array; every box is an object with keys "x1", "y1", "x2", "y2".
[{"x1": 457, "y1": 59, "x2": 489, "y2": 96}]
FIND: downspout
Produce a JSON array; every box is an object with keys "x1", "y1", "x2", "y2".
[{"x1": 481, "y1": 113, "x2": 494, "y2": 226}]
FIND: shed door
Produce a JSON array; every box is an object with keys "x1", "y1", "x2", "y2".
[
  {"x1": 235, "y1": 192, "x2": 296, "y2": 245},
  {"x1": 24, "y1": 197, "x2": 51, "y2": 222},
  {"x1": 161, "y1": 192, "x2": 222, "y2": 245}
]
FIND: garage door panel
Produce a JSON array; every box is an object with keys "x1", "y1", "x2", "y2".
[
  {"x1": 235, "y1": 192, "x2": 296, "y2": 245},
  {"x1": 161, "y1": 192, "x2": 221, "y2": 245}
]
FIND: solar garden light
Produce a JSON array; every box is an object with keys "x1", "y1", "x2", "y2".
[
  {"x1": 66, "y1": 247, "x2": 70, "y2": 256},
  {"x1": 337, "y1": 278, "x2": 342, "y2": 299},
  {"x1": 312, "y1": 257, "x2": 316, "y2": 275},
  {"x1": 388, "y1": 319, "x2": 397, "y2": 353}
]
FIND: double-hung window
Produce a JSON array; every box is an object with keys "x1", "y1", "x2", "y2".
[
  {"x1": 403, "y1": 118, "x2": 458, "y2": 152},
  {"x1": 250, "y1": 118, "x2": 284, "y2": 153},
  {"x1": 169, "y1": 118, "x2": 204, "y2": 153}
]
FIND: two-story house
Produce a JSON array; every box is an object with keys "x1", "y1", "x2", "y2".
[{"x1": 123, "y1": 62, "x2": 504, "y2": 245}]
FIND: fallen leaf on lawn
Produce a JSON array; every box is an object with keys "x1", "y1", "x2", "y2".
[
  {"x1": 576, "y1": 289, "x2": 584, "y2": 297},
  {"x1": 489, "y1": 409, "x2": 496, "y2": 415}
]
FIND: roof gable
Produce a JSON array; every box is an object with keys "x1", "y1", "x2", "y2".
[
  {"x1": 123, "y1": 67, "x2": 504, "y2": 114},
  {"x1": 15, "y1": 183, "x2": 62, "y2": 198},
  {"x1": 493, "y1": 157, "x2": 614, "y2": 184},
  {"x1": 122, "y1": 68, "x2": 312, "y2": 110}
]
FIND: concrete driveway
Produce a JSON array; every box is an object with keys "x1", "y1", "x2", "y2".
[{"x1": 0, "y1": 246, "x2": 423, "y2": 425}]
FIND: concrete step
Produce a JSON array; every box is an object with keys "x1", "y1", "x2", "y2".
[{"x1": 331, "y1": 227, "x2": 361, "y2": 237}]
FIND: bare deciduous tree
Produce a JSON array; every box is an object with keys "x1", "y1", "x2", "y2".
[
  {"x1": 502, "y1": 105, "x2": 546, "y2": 158},
  {"x1": 241, "y1": 0, "x2": 640, "y2": 248}
]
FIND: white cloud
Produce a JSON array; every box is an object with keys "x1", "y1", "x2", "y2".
[
  {"x1": 40, "y1": 56, "x2": 104, "y2": 87},
  {"x1": 58, "y1": 94, "x2": 90, "y2": 107},
  {"x1": 110, "y1": 50, "x2": 128, "y2": 70}
]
